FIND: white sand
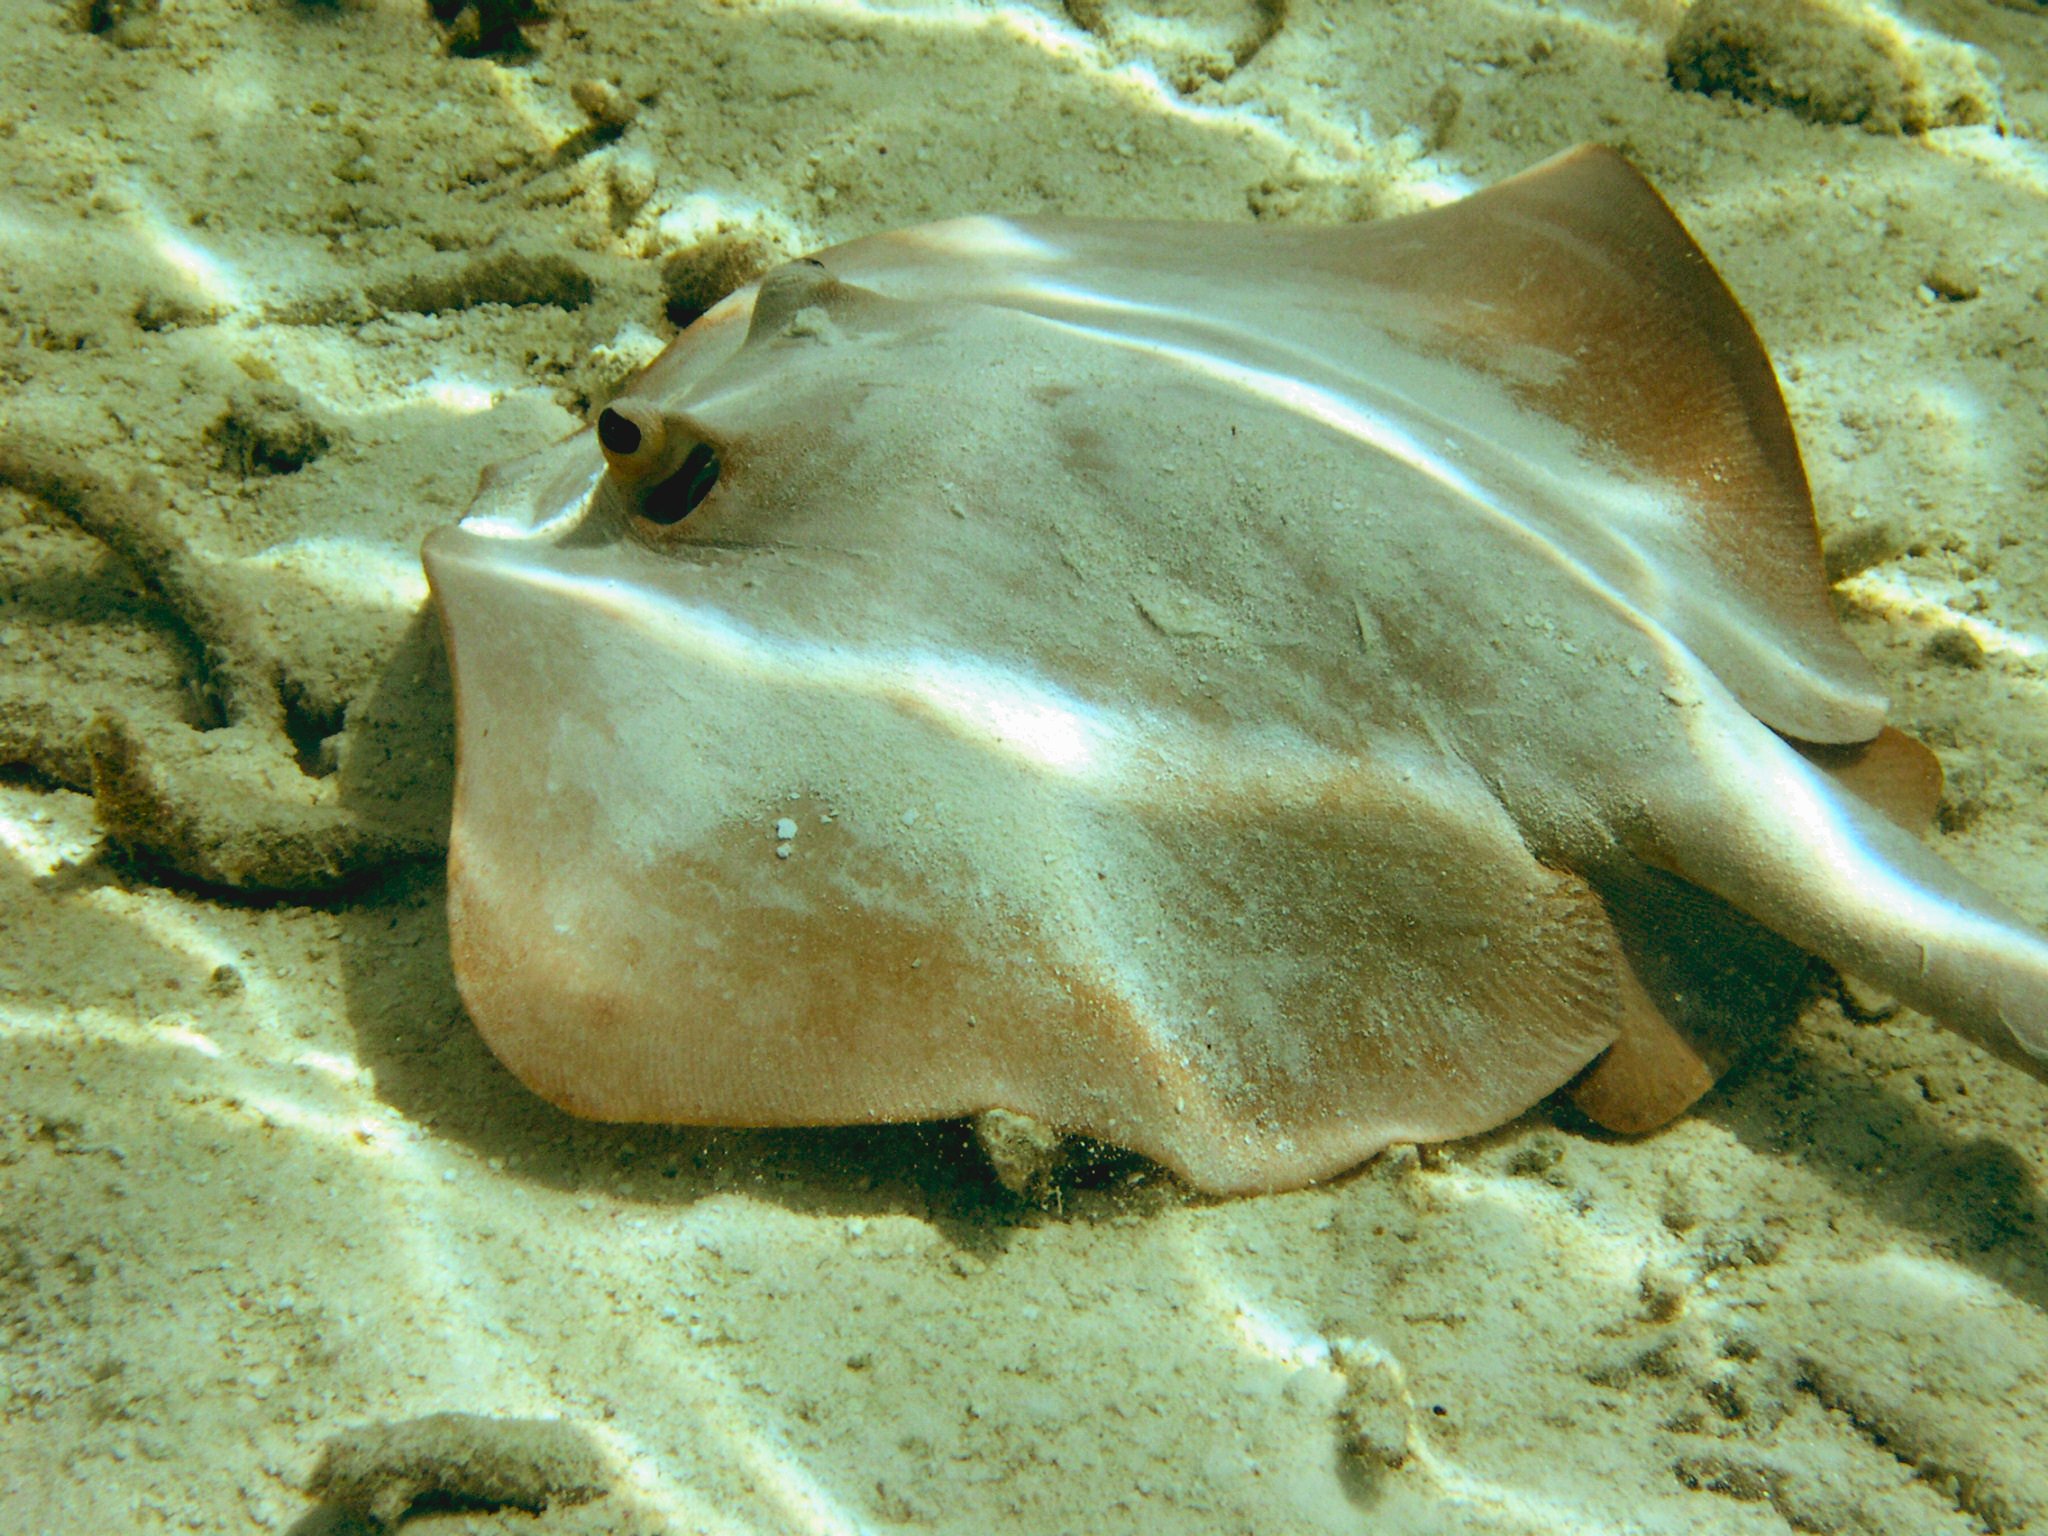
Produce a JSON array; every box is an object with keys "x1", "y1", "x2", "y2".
[{"x1": 4, "y1": 1, "x2": 2047, "y2": 1531}]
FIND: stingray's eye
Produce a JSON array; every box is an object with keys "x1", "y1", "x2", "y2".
[
  {"x1": 596, "y1": 400, "x2": 666, "y2": 479},
  {"x1": 638, "y1": 442, "x2": 721, "y2": 526}
]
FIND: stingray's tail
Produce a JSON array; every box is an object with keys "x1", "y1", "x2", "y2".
[{"x1": 1638, "y1": 720, "x2": 2048, "y2": 1074}]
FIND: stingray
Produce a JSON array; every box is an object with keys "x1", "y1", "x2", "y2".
[{"x1": 422, "y1": 147, "x2": 2048, "y2": 1195}]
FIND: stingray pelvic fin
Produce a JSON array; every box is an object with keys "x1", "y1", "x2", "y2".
[
  {"x1": 1566, "y1": 971, "x2": 1720, "y2": 1135},
  {"x1": 1795, "y1": 725, "x2": 1944, "y2": 832}
]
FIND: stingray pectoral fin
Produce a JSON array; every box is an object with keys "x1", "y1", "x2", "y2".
[
  {"x1": 1644, "y1": 718, "x2": 2048, "y2": 1071},
  {"x1": 1313, "y1": 144, "x2": 1887, "y2": 744}
]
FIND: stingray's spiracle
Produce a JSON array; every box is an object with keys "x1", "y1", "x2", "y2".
[
  {"x1": 641, "y1": 443, "x2": 720, "y2": 525},
  {"x1": 596, "y1": 401, "x2": 721, "y2": 524}
]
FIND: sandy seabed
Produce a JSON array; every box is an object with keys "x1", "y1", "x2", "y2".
[{"x1": 4, "y1": 0, "x2": 2048, "y2": 1531}]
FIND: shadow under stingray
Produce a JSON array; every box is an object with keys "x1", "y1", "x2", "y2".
[{"x1": 1701, "y1": 1020, "x2": 2048, "y2": 1312}]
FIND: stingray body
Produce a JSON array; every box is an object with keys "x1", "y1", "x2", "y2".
[{"x1": 423, "y1": 147, "x2": 2048, "y2": 1194}]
